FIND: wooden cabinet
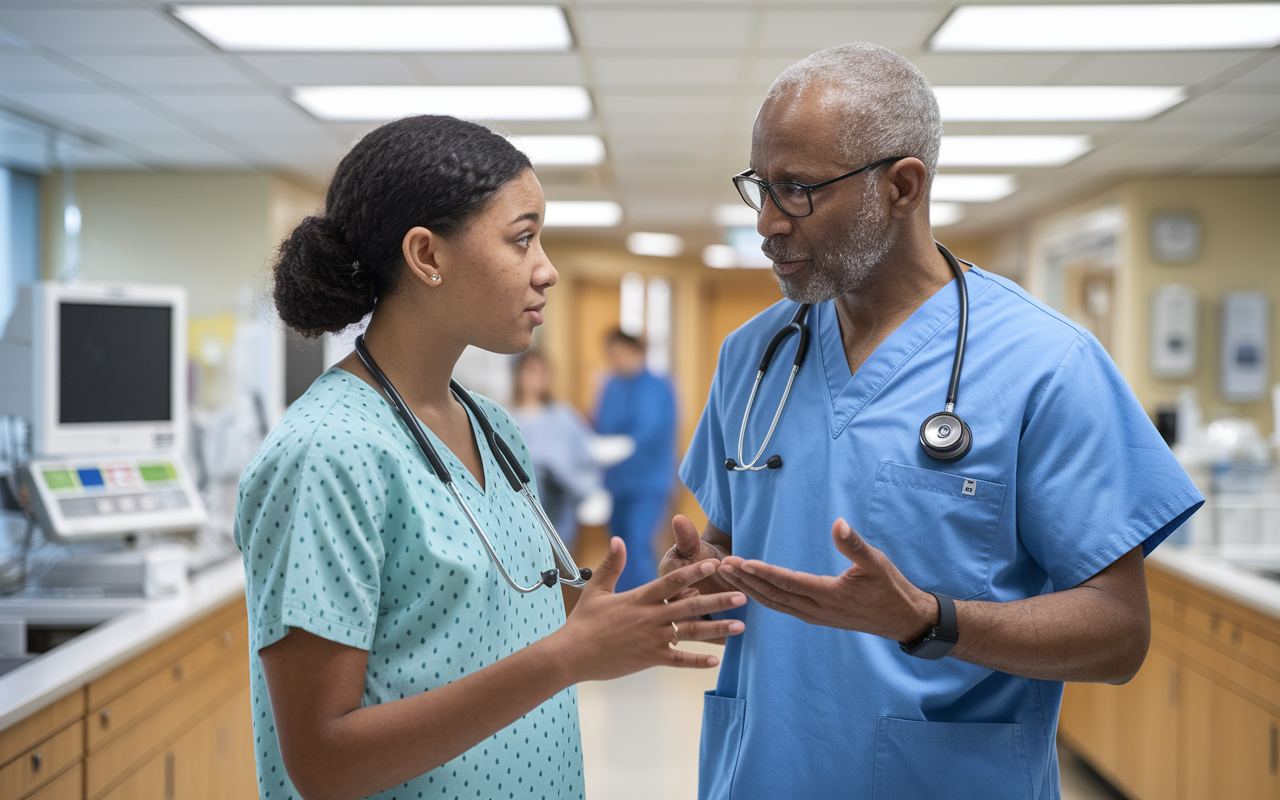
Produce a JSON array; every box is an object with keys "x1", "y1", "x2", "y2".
[
  {"x1": 0, "y1": 597, "x2": 255, "y2": 800},
  {"x1": 1060, "y1": 563, "x2": 1280, "y2": 800}
]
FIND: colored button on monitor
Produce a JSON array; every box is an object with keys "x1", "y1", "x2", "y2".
[
  {"x1": 139, "y1": 463, "x2": 177, "y2": 483},
  {"x1": 77, "y1": 468, "x2": 105, "y2": 488},
  {"x1": 42, "y1": 470, "x2": 78, "y2": 491}
]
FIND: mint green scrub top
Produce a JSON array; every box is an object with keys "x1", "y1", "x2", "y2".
[{"x1": 235, "y1": 368, "x2": 584, "y2": 800}]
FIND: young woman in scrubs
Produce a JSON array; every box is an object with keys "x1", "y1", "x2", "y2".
[{"x1": 235, "y1": 114, "x2": 746, "y2": 800}]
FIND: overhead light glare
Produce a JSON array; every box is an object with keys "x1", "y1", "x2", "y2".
[
  {"x1": 626, "y1": 232, "x2": 684, "y2": 258},
  {"x1": 544, "y1": 201, "x2": 622, "y2": 227},
  {"x1": 932, "y1": 174, "x2": 1018, "y2": 202},
  {"x1": 932, "y1": 4, "x2": 1280, "y2": 52},
  {"x1": 703, "y1": 244, "x2": 739, "y2": 269},
  {"x1": 931, "y1": 203, "x2": 966, "y2": 228},
  {"x1": 292, "y1": 86, "x2": 593, "y2": 121},
  {"x1": 933, "y1": 86, "x2": 1186, "y2": 121},
  {"x1": 714, "y1": 204, "x2": 759, "y2": 227},
  {"x1": 939, "y1": 135, "x2": 1092, "y2": 167},
  {"x1": 511, "y1": 135, "x2": 606, "y2": 167},
  {"x1": 171, "y1": 5, "x2": 572, "y2": 52}
]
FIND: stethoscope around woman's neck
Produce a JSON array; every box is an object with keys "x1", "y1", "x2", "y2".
[{"x1": 724, "y1": 241, "x2": 972, "y2": 472}]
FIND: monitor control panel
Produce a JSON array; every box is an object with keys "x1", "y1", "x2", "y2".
[{"x1": 22, "y1": 455, "x2": 207, "y2": 541}]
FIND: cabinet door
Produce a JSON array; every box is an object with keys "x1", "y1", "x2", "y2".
[
  {"x1": 1181, "y1": 667, "x2": 1280, "y2": 800},
  {"x1": 99, "y1": 716, "x2": 211, "y2": 800},
  {"x1": 1059, "y1": 680, "x2": 1122, "y2": 777},
  {"x1": 207, "y1": 685, "x2": 256, "y2": 800},
  {"x1": 1113, "y1": 647, "x2": 1180, "y2": 800}
]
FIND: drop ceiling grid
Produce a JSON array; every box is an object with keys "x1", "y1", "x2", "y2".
[{"x1": 0, "y1": 0, "x2": 1270, "y2": 238}]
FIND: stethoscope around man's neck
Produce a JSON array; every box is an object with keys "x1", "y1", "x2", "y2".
[{"x1": 724, "y1": 241, "x2": 972, "y2": 471}]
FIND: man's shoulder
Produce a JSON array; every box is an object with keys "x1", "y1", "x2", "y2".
[
  {"x1": 719, "y1": 297, "x2": 805, "y2": 363},
  {"x1": 971, "y1": 268, "x2": 1089, "y2": 342}
]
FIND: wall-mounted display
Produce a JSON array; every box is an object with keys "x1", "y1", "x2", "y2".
[
  {"x1": 1150, "y1": 284, "x2": 1198, "y2": 378},
  {"x1": 1220, "y1": 292, "x2": 1269, "y2": 402}
]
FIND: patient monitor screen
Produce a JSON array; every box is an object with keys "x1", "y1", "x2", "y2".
[{"x1": 59, "y1": 302, "x2": 172, "y2": 423}]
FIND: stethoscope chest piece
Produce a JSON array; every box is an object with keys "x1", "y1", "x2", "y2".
[{"x1": 919, "y1": 411, "x2": 972, "y2": 462}]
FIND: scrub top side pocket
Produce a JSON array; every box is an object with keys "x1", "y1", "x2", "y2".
[
  {"x1": 867, "y1": 461, "x2": 1007, "y2": 600},
  {"x1": 699, "y1": 692, "x2": 746, "y2": 800},
  {"x1": 872, "y1": 717, "x2": 1034, "y2": 800}
]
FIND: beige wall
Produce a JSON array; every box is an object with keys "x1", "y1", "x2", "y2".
[{"x1": 42, "y1": 172, "x2": 323, "y2": 317}]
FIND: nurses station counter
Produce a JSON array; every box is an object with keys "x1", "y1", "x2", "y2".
[
  {"x1": 1059, "y1": 546, "x2": 1280, "y2": 800},
  {"x1": 0, "y1": 559, "x2": 254, "y2": 800}
]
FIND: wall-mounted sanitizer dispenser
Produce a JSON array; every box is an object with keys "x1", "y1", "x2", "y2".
[
  {"x1": 1221, "y1": 292, "x2": 1269, "y2": 402},
  {"x1": 1150, "y1": 284, "x2": 1198, "y2": 378}
]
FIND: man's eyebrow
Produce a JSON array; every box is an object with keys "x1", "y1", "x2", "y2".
[{"x1": 510, "y1": 211, "x2": 540, "y2": 225}]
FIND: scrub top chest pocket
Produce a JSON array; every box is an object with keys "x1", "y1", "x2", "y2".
[{"x1": 866, "y1": 461, "x2": 1007, "y2": 600}]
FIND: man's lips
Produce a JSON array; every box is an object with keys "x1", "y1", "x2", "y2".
[{"x1": 771, "y1": 259, "x2": 810, "y2": 275}]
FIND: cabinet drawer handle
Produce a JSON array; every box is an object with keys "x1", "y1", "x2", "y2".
[
  {"x1": 30, "y1": 751, "x2": 42, "y2": 774},
  {"x1": 164, "y1": 751, "x2": 175, "y2": 800},
  {"x1": 100, "y1": 708, "x2": 112, "y2": 728},
  {"x1": 172, "y1": 663, "x2": 183, "y2": 681},
  {"x1": 222, "y1": 631, "x2": 231, "y2": 647}
]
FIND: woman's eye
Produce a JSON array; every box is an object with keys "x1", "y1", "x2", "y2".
[{"x1": 517, "y1": 234, "x2": 533, "y2": 247}]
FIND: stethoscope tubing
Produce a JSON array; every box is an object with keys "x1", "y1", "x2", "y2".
[{"x1": 354, "y1": 335, "x2": 589, "y2": 594}]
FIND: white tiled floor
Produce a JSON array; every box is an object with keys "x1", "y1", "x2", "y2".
[{"x1": 578, "y1": 644, "x2": 1127, "y2": 800}]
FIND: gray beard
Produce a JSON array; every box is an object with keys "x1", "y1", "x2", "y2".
[{"x1": 772, "y1": 182, "x2": 896, "y2": 304}]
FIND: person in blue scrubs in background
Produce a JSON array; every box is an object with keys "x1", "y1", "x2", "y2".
[
  {"x1": 661, "y1": 44, "x2": 1203, "y2": 800},
  {"x1": 596, "y1": 330, "x2": 677, "y2": 592}
]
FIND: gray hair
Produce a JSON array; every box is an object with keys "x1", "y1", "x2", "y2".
[{"x1": 764, "y1": 43, "x2": 942, "y2": 181}]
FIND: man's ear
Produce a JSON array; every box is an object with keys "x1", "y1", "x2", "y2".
[
  {"x1": 402, "y1": 226, "x2": 444, "y2": 288},
  {"x1": 883, "y1": 158, "x2": 929, "y2": 220}
]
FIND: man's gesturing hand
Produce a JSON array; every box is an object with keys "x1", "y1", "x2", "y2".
[{"x1": 717, "y1": 518, "x2": 938, "y2": 642}]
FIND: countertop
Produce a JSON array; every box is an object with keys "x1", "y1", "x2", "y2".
[
  {"x1": 1149, "y1": 545, "x2": 1280, "y2": 620},
  {"x1": 0, "y1": 557, "x2": 245, "y2": 731}
]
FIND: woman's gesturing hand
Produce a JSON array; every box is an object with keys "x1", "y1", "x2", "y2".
[{"x1": 554, "y1": 537, "x2": 746, "y2": 682}]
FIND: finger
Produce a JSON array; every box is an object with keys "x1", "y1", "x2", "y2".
[
  {"x1": 641, "y1": 558, "x2": 720, "y2": 602},
  {"x1": 718, "y1": 564, "x2": 817, "y2": 615},
  {"x1": 671, "y1": 618, "x2": 745, "y2": 642},
  {"x1": 665, "y1": 648, "x2": 721, "y2": 670},
  {"x1": 670, "y1": 514, "x2": 704, "y2": 560},
  {"x1": 737, "y1": 560, "x2": 824, "y2": 597},
  {"x1": 587, "y1": 537, "x2": 627, "y2": 594},
  {"x1": 664, "y1": 588, "x2": 747, "y2": 619},
  {"x1": 670, "y1": 587, "x2": 700, "y2": 602},
  {"x1": 831, "y1": 519, "x2": 866, "y2": 563}
]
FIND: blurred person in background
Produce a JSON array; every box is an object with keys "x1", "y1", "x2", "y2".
[
  {"x1": 510, "y1": 349, "x2": 602, "y2": 550},
  {"x1": 596, "y1": 330, "x2": 677, "y2": 592}
]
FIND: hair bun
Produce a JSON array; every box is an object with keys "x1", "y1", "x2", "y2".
[{"x1": 272, "y1": 215, "x2": 374, "y2": 337}]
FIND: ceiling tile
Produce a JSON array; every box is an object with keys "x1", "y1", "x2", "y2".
[
  {"x1": 0, "y1": 9, "x2": 204, "y2": 52},
  {"x1": 238, "y1": 54, "x2": 423, "y2": 86},
  {"x1": 1058, "y1": 52, "x2": 1259, "y2": 86},
  {"x1": 614, "y1": 164, "x2": 715, "y2": 189},
  {"x1": 593, "y1": 56, "x2": 742, "y2": 86},
  {"x1": 416, "y1": 54, "x2": 585, "y2": 85},
  {"x1": 1225, "y1": 54, "x2": 1280, "y2": 88},
  {"x1": 1157, "y1": 94, "x2": 1280, "y2": 126},
  {"x1": 1202, "y1": 147, "x2": 1280, "y2": 169},
  {"x1": 69, "y1": 54, "x2": 254, "y2": 86},
  {"x1": 0, "y1": 53, "x2": 92, "y2": 83},
  {"x1": 758, "y1": 11, "x2": 939, "y2": 51},
  {"x1": 154, "y1": 92, "x2": 312, "y2": 129},
  {"x1": 0, "y1": 88, "x2": 172, "y2": 129},
  {"x1": 578, "y1": 10, "x2": 753, "y2": 51},
  {"x1": 912, "y1": 54, "x2": 1081, "y2": 87},
  {"x1": 607, "y1": 127, "x2": 729, "y2": 149}
]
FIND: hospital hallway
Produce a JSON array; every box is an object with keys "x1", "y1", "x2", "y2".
[{"x1": 571, "y1": 532, "x2": 1127, "y2": 800}]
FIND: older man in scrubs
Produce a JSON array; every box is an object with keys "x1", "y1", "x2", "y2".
[{"x1": 663, "y1": 43, "x2": 1202, "y2": 800}]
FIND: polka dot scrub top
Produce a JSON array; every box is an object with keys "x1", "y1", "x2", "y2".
[{"x1": 234, "y1": 368, "x2": 584, "y2": 800}]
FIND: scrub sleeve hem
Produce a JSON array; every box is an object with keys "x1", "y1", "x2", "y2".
[
  {"x1": 251, "y1": 603, "x2": 374, "y2": 653},
  {"x1": 1059, "y1": 487, "x2": 1204, "y2": 589},
  {"x1": 678, "y1": 474, "x2": 733, "y2": 537}
]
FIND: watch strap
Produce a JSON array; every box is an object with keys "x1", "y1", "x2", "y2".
[{"x1": 899, "y1": 592, "x2": 958, "y2": 660}]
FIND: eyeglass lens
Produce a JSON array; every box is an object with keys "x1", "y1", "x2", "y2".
[{"x1": 736, "y1": 178, "x2": 812, "y2": 217}]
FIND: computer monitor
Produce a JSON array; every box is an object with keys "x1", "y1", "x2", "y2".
[{"x1": 1, "y1": 282, "x2": 188, "y2": 457}]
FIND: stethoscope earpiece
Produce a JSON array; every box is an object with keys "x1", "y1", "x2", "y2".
[{"x1": 919, "y1": 411, "x2": 972, "y2": 462}]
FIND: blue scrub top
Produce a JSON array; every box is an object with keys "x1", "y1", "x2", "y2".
[
  {"x1": 680, "y1": 267, "x2": 1202, "y2": 800},
  {"x1": 596, "y1": 369, "x2": 677, "y2": 497}
]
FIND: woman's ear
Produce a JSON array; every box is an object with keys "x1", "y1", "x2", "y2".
[
  {"x1": 402, "y1": 226, "x2": 444, "y2": 287},
  {"x1": 884, "y1": 158, "x2": 929, "y2": 219}
]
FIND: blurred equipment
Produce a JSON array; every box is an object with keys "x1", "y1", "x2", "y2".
[
  {"x1": 1149, "y1": 284, "x2": 1197, "y2": 378},
  {"x1": 1220, "y1": 292, "x2": 1269, "y2": 402}
]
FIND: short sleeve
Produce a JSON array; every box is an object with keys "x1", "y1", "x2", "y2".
[
  {"x1": 679, "y1": 338, "x2": 735, "y2": 534},
  {"x1": 238, "y1": 444, "x2": 386, "y2": 653},
  {"x1": 1016, "y1": 333, "x2": 1203, "y2": 589}
]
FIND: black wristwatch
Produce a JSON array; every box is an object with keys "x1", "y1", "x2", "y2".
[{"x1": 899, "y1": 592, "x2": 958, "y2": 660}]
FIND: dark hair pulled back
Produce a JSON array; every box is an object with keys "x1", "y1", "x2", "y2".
[{"x1": 272, "y1": 115, "x2": 532, "y2": 337}]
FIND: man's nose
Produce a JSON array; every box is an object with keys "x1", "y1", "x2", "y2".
[{"x1": 757, "y1": 193, "x2": 793, "y2": 238}]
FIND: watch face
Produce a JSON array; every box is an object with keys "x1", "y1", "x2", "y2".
[{"x1": 1151, "y1": 211, "x2": 1201, "y2": 264}]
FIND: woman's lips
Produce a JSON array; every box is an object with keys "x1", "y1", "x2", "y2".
[{"x1": 525, "y1": 302, "x2": 546, "y2": 324}]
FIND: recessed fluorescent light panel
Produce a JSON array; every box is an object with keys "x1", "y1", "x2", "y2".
[
  {"x1": 933, "y1": 86, "x2": 1186, "y2": 121},
  {"x1": 172, "y1": 5, "x2": 572, "y2": 52},
  {"x1": 511, "y1": 136, "x2": 606, "y2": 167},
  {"x1": 939, "y1": 136, "x2": 1092, "y2": 167},
  {"x1": 931, "y1": 203, "x2": 966, "y2": 228},
  {"x1": 703, "y1": 244, "x2": 739, "y2": 269},
  {"x1": 292, "y1": 86, "x2": 592, "y2": 121},
  {"x1": 932, "y1": 175, "x2": 1018, "y2": 202},
  {"x1": 932, "y1": 4, "x2": 1280, "y2": 52},
  {"x1": 544, "y1": 201, "x2": 622, "y2": 227},
  {"x1": 714, "y1": 204, "x2": 759, "y2": 227},
  {"x1": 626, "y1": 232, "x2": 684, "y2": 258}
]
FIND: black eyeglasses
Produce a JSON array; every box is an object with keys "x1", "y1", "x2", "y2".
[{"x1": 732, "y1": 156, "x2": 907, "y2": 218}]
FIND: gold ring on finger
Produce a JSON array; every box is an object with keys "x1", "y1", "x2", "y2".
[{"x1": 670, "y1": 621, "x2": 680, "y2": 647}]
